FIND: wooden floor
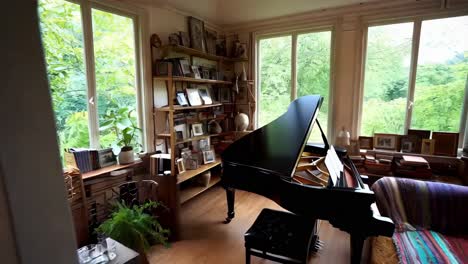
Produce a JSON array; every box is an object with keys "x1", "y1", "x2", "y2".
[{"x1": 148, "y1": 186, "x2": 352, "y2": 264}]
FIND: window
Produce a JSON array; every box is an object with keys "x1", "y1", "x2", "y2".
[
  {"x1": 39, "y1": 0, "x2": 143, "y2": 159},
  {"x1": 257, "y1": 30, "x2": 333, "y2": 142},
  {"x1": 361, "y1": 16, "x2": 468, "y2": 144}
]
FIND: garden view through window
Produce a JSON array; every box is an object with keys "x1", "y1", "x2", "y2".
[
  {"x1": 361, "y1": 16, "x2": 468, "y2": 137},
  {"x1": 258, "y1": 31, "x2": 332, "y2": 142},
  {"x1": 39, "y1": 0, "x2": 142, "y2": 162}
]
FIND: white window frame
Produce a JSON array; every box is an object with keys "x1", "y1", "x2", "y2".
[
  {"x1": 359, "y1": 15, "x2": 468, "y2": 147},
  {"x1": 57, "y1": 0, "x2": 148, "y2": 150},
  {"x1": 255, "y1": 27, "x2": 336, "y2": 139}
]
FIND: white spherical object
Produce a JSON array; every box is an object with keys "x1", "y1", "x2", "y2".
[{"x1": 234, "y1": 113, "x2": 249, "y2": 131}]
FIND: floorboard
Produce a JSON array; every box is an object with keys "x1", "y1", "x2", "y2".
[{"x1": 148, "y1": 186, "x2": 351, "y2": 264}]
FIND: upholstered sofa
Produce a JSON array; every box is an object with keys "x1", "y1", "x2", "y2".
[{"x1": 370, "y1": 177, "x2": 468, "y2": 264}]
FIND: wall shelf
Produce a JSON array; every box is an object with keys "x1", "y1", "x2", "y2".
[
  {"x1": 161, "y1": 44, "x2": 248, "y2": 63},
  {"x1": 177, "y1": 158, "x2": 221, "y2": 184}
]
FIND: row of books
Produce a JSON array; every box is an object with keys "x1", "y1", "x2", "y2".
[{"x1": 64, "y1": 148, "x2": 117, "y2": 173}]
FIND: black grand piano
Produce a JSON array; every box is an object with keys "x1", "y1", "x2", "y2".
[{"x1": 221, "y1": 95, "x2": 394, "y2": 263}]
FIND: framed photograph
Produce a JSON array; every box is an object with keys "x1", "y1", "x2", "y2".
[
  {"x1": 400, "y1": 135, "x2": 419, "y2": 153},
  {"x1": 201, "y1": 67, "x2": 211, "y2": 79},
  {"x1": 219, "y1": 87, "x2": 231, "y2": 103},
  {"x1": 179, "y1": 31, "x2": 190, "y2": 47},
  {"x1": 179, "y1": 59, "x2": 191, "y2": 76},
  {"x1": 204, "y1": 28, "x2": 217, "y2": 55},
  {"x1": 358, "y1": 136, "x2": 373, "y2": 150},
  {"x1": 154, "y1": 60, "x2": 169, "y2": 76},
  {"x1": 186, "y1": 156, "x2": 199, "y2": 170},
  {"x1": 433, "y1": 132, "x2": 459, "y2": 157},
  {"x1": 192, "y1": 123, "x2": 204, "y2": 136},
  {"x1": 186, "y1": 88, "x2": 202, "y2": 106},
  {"x1": 176, "y1": 158, "x2": 185, "y2": 174},
  {"x1": 347, "y1": 139, "x2": 360, "y2": 156},
  {"x1": 203, "y1": 150, "x2": 215, "y2": 164},
  {"x1": 198, "y1": 86, "x2": 212, "y2": 105},
  {"x1": 408, "y1": 129, "x2": 430, "y2": 153},
  {"x1": 199, "y1": 139, "x2": 209, "y2": 151},
  {"x1": 98, "y1": 148, "x2": 117, "y2": 168},
  {"x1": 175, "y1": 131, "x2": 183, "y2": 141},
  {"x1": 174, "y1": 123, "x2": 187, "y2": 139},
  {"x1": 191, "y1": 65, "x2": 201, "y2": 79},
  {"x1": 236, "y1": 43, "x2": 248, "y2": 59},
  {"x1": 421, "y1": 139, "x2": 435, "y2": 155},
  {"x1": 216, "y1": 34, "x2": 227, "y2": 56},
  {"x1": 176, "y1": 92, "x2": 188, "y2": 106},
  {"x1": 168, "y1": 33, "x2": 180, "y2": 45},
  {"x1": 374, "y1": 133, "x2": 400, "y2": 151},
  {"x1": 188, "y1": 16, "x2": 205, "y2": 52}
]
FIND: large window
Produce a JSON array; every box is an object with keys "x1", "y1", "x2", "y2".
[
  {"x1": 39, "y1": 0, "x2": 143, "y2": 159},
  {"x1": 258, "y1": 30, "x2": 332, "y2": 142},
  {"x1": 361, "y1": 16, "x2": 468, "y2": 142}
]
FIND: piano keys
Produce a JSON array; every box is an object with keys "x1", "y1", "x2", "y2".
[{"x1": 221, "y1": 95, "x2": 394, "y2": 264}]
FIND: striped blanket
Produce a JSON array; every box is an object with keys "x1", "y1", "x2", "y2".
[{"x1": 372, "y1": 177, "x2": 468, "y2": 264}]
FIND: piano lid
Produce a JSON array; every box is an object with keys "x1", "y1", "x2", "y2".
[{"x1": 222, "y1": 95, "x2": 323, "y2": 178}]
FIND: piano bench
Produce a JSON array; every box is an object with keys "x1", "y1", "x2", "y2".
[{"x1": 244, "y1": 208, "x2": 317, "y2": 264}]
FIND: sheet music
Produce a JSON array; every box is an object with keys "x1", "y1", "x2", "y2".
[{"x1": 324, "y1": 146, "x2": 343, "y2": 186}]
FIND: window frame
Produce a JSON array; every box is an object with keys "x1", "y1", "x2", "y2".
[
  {"x1": 51, "y1": 0, "x2": 148, "y2": 151},
  {"x1": 358, "y1": 15, "x2": 468, "y2": 147},
  {"x1": 255, "y1": 26, "x2": 336, "y2": 139}
]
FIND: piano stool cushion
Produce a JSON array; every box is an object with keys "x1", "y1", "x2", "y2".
[{"x1": 244, "y1": 208, "x2": 316, "y2": 262}]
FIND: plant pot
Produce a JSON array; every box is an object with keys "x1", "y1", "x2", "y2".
[{"x1": 119, "y1": 148, "x2": 135, "y2": 164}]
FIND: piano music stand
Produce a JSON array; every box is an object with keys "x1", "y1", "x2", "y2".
[{"x1": 244, "y1": 209, "x2": 318, "y2": 264}]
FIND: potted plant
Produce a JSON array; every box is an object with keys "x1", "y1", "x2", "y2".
[
  {"x1": 101, "y1": 108, "x2": 142, "y2": 164},
  {"x1": 96, "y1": 201, "x2": 170, "y2": 264}
]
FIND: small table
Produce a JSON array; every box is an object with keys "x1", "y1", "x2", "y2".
[{"x1": 108, "y1": 238, "x2": 139, "y2": 264}]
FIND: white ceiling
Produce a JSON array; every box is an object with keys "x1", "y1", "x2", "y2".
[{"x1": 145, "y1": 0, "x2": 378, "y2": 25}]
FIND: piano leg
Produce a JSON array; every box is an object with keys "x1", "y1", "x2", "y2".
[
  {"x1": 224, "y1": 187, "x2": 236, "y2": 223},
  {"x1": 350, "y1": 234, "x2": 364, "y2": 264}
]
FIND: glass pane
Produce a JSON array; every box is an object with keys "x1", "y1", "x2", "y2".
[
  {"x1": 412, "y1": 16, "x2": 468, "y2": 133},
  {"x1": 92, "y1": 9, "x2": 141, "y2": 151},
  {"x1": 297, "y1": 31, "x2": 332, "y2": 142},
  {"x1": 361, "y1": 23, "x2": 414, "y2": 136},
  {"x1": 258, "y1": 36, "x2": 292, "y2": 127},
  {"x1": 39, "y1": 0, "x2": 90, "y2": 157}
]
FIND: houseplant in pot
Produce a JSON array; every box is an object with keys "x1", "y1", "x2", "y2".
[
  {"x1": 96, "y1": 201, "x2": 170, "y2": 264},
  {"x1": 101, "y1": 108, "x2": 142, "y2": 164}
]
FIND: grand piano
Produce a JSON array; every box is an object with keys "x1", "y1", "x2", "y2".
[{"x1": 221, "y1": 95, "x2": 394, "y2": 263}]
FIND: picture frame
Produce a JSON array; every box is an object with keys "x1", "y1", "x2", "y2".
[
  {"x1": 347, "y1": 139, "x2": 360, "y2": 156},
  {"x1": 175, "y1": 131, "x2": 183, "y2": 141},
  {"x1": 201, "y1": 67, "x2": 211, "y2": 79},
  {"x1": 216, "y1": 34, "x2": 227, "y2": 56},
  {"x1": 204, "y1": 28, "x2": 217, "y2": 55},
  {"x1": 400, "y1": 135, "x2": 419, "y2": 153},
  {"x1": 179, "y1": 59, "x2": 191, "y2": 76},
  {"x1": 174, "y1": 123, "x2": 187, "y2": 139},
  {"x1": 192, "y1": 123, "x2": 204, "y2": 136},
  {"x1": 198, "y1": 139, "x2": 209, "y2": 151},
  {"x1": 191, "y1": 65, "x2": 201, "y2": 79},
  {"x1": 358, "y1": 136, "x2": 373, "y2": 150},
  {"x1": 432, "y1": 132, "x2": 459, "y2": 157},
  {"x1": 176, "y1": 158, "x2": 185, "y2": 174},
  {"x1": 236, "y1": 43, "x2": 248, "y2": 59},
  {"x1": 408, "y1": 129, "x2": 430, "y2": 153},
  {"x1": 198, "y1": 86, "x2": 212, "y2": 105},
  {"x1": 186, "y1": 88, "x2": 202, "y2": 106},
  {"x1": 168, "y1": 33, "x2": 180, "y2": 45},
  {"x1": 188, "y1": 16, "x2": 205, "y2": 52},
  {"x1": 203, "y1": 150, "x2": 215, "y2": 164},
  {"x1": 374, "y1": 133, "x2": 400, "y2": 151},
  {"x1": 219, "y1": 87, "x2": 231, "y2": 103},
  {"x1": 154, "y1": 60, "x2": 169, "y2": 76},
  {"x1": 176, "y1": 92, "x2": 188, "y2": 106},
  {"x1": 179, "y1": 31, "x2": 190, "y2": 47},
  {"x1": 98, "y1": 148, "x2": 117, "y2": 168},
  {"x1": 421, "y1": 139, "x2": 435, "y2": 155}
]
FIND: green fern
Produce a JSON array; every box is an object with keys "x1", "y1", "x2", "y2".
[{"x1": 96, "y1": 201, "x2": 170, "y2": 252}]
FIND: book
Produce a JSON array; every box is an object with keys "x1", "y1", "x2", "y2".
[{"x1": 401, "y1": 155, "x2": 429, "y2": 166}]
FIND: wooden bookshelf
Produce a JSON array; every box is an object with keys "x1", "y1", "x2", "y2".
[
  {"x1": 154, "y1": 103, "x2": 223, "y2": 112},
  {"x1": 153, "y1": 76, "x2": 232, "y2": 85},
  {"x1": 177, "y1": 158, "x2": 221, "y2": 184},
  {"x1": 179, "y1": 174, "x2": 221, "y2": 204}
]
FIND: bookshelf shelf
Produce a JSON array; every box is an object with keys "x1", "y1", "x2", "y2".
[
  {"x1": 177, "y1": 158, "x2": 221, "y2": 184},
  {"x1": 82, "y1": 160, "x2": 142, "y2": 180},
  {"x1": 179, "y1": 174, "x2": 221, "y2": 204},
  {"x1": 161, "y1": 44, "x2": 248, "y2": 63},
  {"x1": 154, "y1": 103, "x2": 223, "y2": 112},
  {"x1": 153, "y1": 76, "x2": 232, "y2": 85}
]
